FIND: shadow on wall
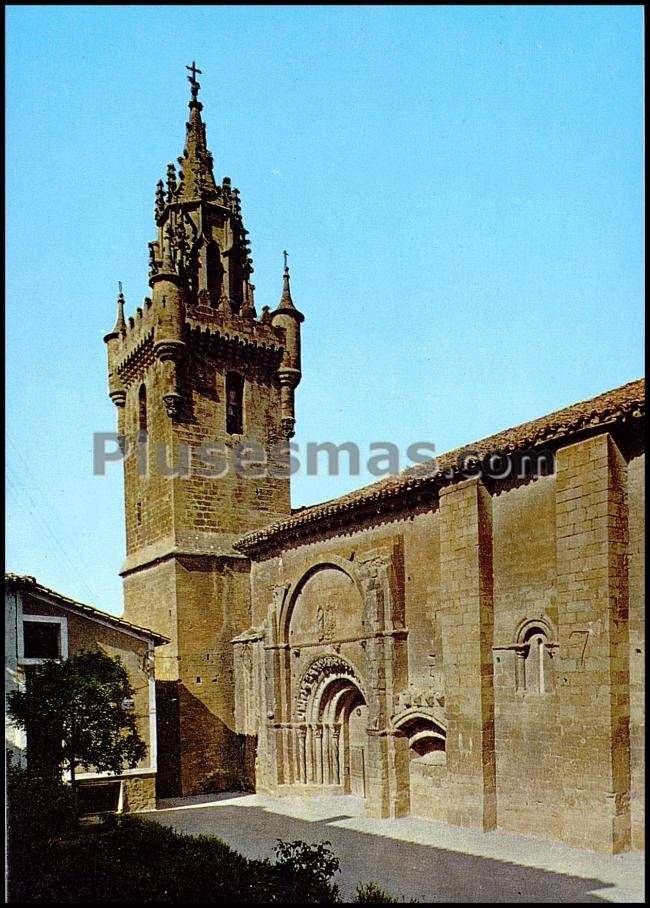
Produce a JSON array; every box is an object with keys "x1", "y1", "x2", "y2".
[
  {"x1": 155, "y1": 681, "x2": 256, "y2": 799},
  {"x1": 155, "y1": 681, "x2": 181, "y2": 799}
]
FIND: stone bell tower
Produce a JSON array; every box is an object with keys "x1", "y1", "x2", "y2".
[{"x1": 104, "y1": 64, "x2": 303, "y2": 797}]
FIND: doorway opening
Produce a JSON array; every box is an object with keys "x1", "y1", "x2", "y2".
[{"x1": 293, "y1": 660, "x2": 368, "y2": 797}]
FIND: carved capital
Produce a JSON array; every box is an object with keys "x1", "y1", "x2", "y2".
[
  {"x1": 281, "y1": 416, "x2": 296, "y2": 438},
  {"x1": 272, "y1": 582, "x2": 290, "y2": 614},
  {"x1": 163, "y1": 392, "x2": 181, "y2": 418},
  {"x1": 357, "y1": 547, "x2": 396, "y2": 633},
  {"x1": 356, "y1": 547, "x2": 393, "y2": 586}
]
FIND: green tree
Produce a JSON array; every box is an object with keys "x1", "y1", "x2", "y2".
[{"x1": 7, "y1": 649, "x2": 147, "y2": 790}]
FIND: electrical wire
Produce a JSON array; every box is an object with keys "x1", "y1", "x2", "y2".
[{"x1": 6, "y1": 458, "x2": 100, "y2": 604}]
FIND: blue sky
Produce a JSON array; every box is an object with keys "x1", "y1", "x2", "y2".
[{"x1": 6, "y1": 5, "x2": 644, "y2": 615}]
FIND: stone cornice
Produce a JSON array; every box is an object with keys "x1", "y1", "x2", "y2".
[
  {"x1": 120, "y1": 531, "x2": 249, "y2": 577},
  {"x1": 115, "y1": 329, "x2": 156, "y2": 383}
]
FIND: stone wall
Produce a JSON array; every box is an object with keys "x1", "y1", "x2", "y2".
[
  {"x1": 409, "y1": 759, "x2": 447, "y2": 822},
  {"x1": 555, "y1": 434, "x2": 631, "y2": 853},
  {"x1": 627, "y1": 451, "x2": 645, "y2": 850},
  {"x1": 173, "y1": 556, "x2": 252, "y2": 795},
  {"x1": 119, "y1": 308, "x2": 293, "y2": 796},
  {"x1": 438, "y1": 478, "x2": 496, "y2": 831},
  {"x1": 123, "y1": 372, "x2": 174, "y2": 556},
  {"x1": 492, "y1": 474, "x2": 561, "y2": 840},
  {"x1": 122, "y1": 774, "x2": 157, "y2": 812},
  {"x1": 171, "y1": 350, "x2": 291, "y2": 539},
  {"x1": 124, "y1": 555, "x2": 253, "y2": 796},
  {"x1": 242, "y1": 424, "x2": 644, "y2": 852}
]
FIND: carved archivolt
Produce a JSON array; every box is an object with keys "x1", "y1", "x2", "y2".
[{"x1": 295, "y1": 654, "x2": 365, "y2": 721}]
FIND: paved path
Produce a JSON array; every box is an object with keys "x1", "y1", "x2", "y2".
[{"x1": 140, "y1": 793, "x2": 644, "y2": 903}]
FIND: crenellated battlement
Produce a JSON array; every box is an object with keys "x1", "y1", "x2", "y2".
[
  {"x1": 108, "y1": 281, "x2": 286, "y2": 382},
  {"x1": 110, "y1": 307, "x2": 284, "y2": 388}
]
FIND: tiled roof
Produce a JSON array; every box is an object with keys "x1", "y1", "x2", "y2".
[
  {"x1": 4, "y1": 574, "x2": 169, "y2": 645},
  {"x1": 235, "y1": 378, "x2": 645, "y2": 557}
]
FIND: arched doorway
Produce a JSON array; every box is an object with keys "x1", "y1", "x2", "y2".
[
  {"x1": 293, "y1": 655, "x2": 368, "y2": 797},
  {"x1": 393, "y1": 710, "x2": 447, "y2": 821}
]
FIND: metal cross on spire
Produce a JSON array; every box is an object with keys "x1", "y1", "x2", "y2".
[
  {"x1": 186, "y1": 61, "x2": 202, "y2": 99},
  {"x1": 283, "y1": 250, "x2": 289, "y2": 273}
]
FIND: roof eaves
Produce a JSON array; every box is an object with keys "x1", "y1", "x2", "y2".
[
  {"x1": 5, "y1": 574, "x2": 169, "y2": 645},
  {"x1": 235, "y1": 377, "x2": 645, "y2": 557}
]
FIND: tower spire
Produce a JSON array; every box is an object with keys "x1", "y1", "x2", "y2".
[
  {"x1": 279, "y1": 250, "x2": 296, "y2": 309},
  {"x1": 271, "y1": 252, "x2": 304, "y2": 438},
  {"x1": 104, "y1": 282, "x2": 127, "y2": 408},
  {"x1": 179, "y1": 62, "x2": 217, "y2": 201},
  {"x1": 109, "y1": 282, "x2": 126, "y2": 336}
]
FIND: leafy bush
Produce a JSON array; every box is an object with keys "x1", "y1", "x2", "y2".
[
  {"x1": 6, "y1": 761, "x2": 78, "y2": 847},
  {"x1": 354, "y1": 881, "x2": 399, "y2": 903},
  {"x1": 6, "y1": 778, "x2": 398, "y2": 905},
  {"x1": 7, "y1": 816, "x2": 348, "y2": 903},
  {"x1": 273, "y1": 839, "x2": 341, "y2": 902}
]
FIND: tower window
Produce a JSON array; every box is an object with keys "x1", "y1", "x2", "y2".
[
  {"x1": 226, "y1": 373, "x2": 244, "y2": 435},
  {"x1": 206, "y1": 242, "x2": 222, "y2": 302},
  {"x1": 229, "y1": 259, "x2": 242, "y2": 314},
  {"x1": 138, "y1": 383, "x2": 148, "y2": 435}
]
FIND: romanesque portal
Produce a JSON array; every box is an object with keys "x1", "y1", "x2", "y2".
[{"x1": 234, "y1": 554, "x2": 448, "y2": 820}]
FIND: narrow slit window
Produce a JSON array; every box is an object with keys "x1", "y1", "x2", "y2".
[
  {"x1": 206, "y1": 243, "x2": 222, "y2": 302},
  {"x1": 138, "y1": 383, "x2": 147, "y2": 435},
  {"x1": 226, "y1": 373, "x2": 244, "y2": 435}
]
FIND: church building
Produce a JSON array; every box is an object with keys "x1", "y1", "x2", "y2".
[{"x1": 104, "y1": 67, "x2": 645, "y2": 854}]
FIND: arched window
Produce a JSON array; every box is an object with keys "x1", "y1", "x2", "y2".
[
  {"x1": 138, "y1": 383, "x2": 147, "y2": 435},
  {"x1": 520, "y1": 624, "x2": 554, "y2": 694},
  {"x1": 225, "y1": 372, "x2": 244, "y2": 435}
]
